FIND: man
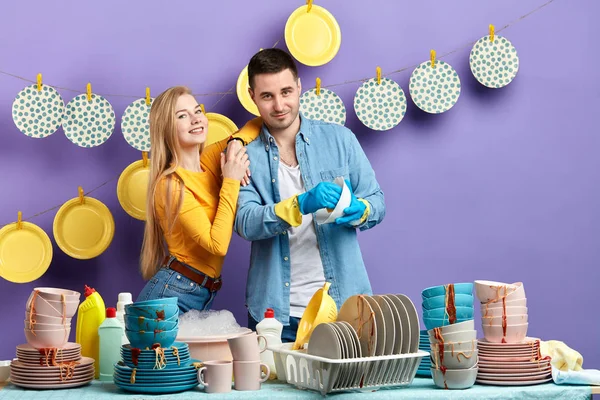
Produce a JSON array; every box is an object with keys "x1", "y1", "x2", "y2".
[{"x1": 234, "y1": 48, "x2": 385, "y2": 342}]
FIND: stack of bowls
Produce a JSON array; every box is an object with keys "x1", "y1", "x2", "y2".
[
  {"x1": 421, "y1": 283, "x2": 474, "y2": 331},
  {"x1": 474, "y1": 280, "x2": 528, "y2": 343},
  {"x1": 124, "y1": 298, "x2": 179, "y2": 349},
  {"x1": 24, "y1": 288, "x2": 80, "y2": 348},
  {"x1": 428, "y1": 320, "x2": 478, "y2": 389}
]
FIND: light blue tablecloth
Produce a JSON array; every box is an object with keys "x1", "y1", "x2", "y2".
[{"x1": 0, "y1": 378, "x2": 592, "y2": 399}]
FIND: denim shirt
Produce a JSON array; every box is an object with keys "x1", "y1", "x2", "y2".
[{"x1": 234, "y1": 115, "x2": 386, "y2": 325}]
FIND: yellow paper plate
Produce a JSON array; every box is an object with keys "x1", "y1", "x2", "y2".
[
  {"x1": 285, "y1": 4, "x2": 341, "y2": 66},
  {"x1": 53, "y1": 194, "x2": 115, "y2": 259},
  {"x1": 117, "y1": 159, "x2": 150, "y2": 221},
  {"x1": 236, "y1": 66, "x2": 260, "y2": 116},
  {"x1": 205, "y1": 113, "x2": 239, "y2": 147},
  {"x1": 0, "y1": 220, "x2": 53, "y2": 283}
]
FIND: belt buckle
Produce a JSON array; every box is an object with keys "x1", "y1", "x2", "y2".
[{"x1": 212, "y1": 278, "x2": 222, "y2": 292}]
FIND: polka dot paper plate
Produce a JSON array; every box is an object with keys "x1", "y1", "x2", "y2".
[
  {"x1": 300, "y1": 88, "x2": 346, "y2": 125},
  {"x1": 63, "y1": 94, "x2": 115, "y2": 148},
  {"x1": 470, "y1": 35, "x2": 519, "y2": 88},
  {"x1": 353, "y1": 77, "x2": 407, "y2": 131},
  {"x1": 409, "y1": 60, "x2": 461, "y2": 114},
  {"x1": 121, "y1": 98, "x2": 153, "y2": 151},
  {"x1": 12, "y1": 84, "x2": 65, "y2": 138}
]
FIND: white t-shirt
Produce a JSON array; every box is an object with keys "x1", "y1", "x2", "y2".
[{"x1": 278, "y1": 162, "x2": 326, "y2": 318}]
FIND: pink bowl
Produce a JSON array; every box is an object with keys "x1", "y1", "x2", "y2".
[
  {"x1": 24, "y1": 327, "x2": 70, "y2": 349},
  {"x1": 474, "y1": 281, "x2": 525, "y2": 304},
  {"x1": 26, "y1": 296, "x2": 78, "y2": 318},
  {"x1": 24, "y1": 320, "x2": 71, "y2": 330},
  {"x1": 481, "y1": 314, "x2": 528, "y2": 326},
  {"x1": 480, "y1": 305, "x2": 527, "y2": 317},
  {"x1": 481, "y1": 322, "x2": 528, "y2": 343},
  {"x1": 24, "y1": 312, "x2": 72, "y2": 325},
  {"x1": 30, "y1": 288, "x2": 80, "y2": 303},
  {"x1": 481, "y1": 297, "x2": 527, "y2": 309}
]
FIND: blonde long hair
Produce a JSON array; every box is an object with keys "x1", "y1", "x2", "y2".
[{"x1": 140, "y1": 86, "x2": 204, "y2": 280}]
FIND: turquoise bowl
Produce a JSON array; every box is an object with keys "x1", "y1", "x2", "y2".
[
  {"x1": 421, "y1": 283, "x2": 473, "y2": 299},
  {"x1": 422, "y1": 293, "x2": 474, "y2": 310}
]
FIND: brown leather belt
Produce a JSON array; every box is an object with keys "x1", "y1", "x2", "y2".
[{"x1": 163, "y1": 256, "x2": 222, "y2": 293}]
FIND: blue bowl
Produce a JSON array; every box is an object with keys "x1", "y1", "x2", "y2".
[
  {"x1": 132, "y1": 297, "x2": 179, "y2": 307},
  {"x1": 423, "y1": 316, "x2": 472, "y2": 331},
  {"x1": 125, "y1": 328, "x2": 178, "y2": 349},
  {"x1": 124, "y1": 314, "x2": 178, "y2": 332},
  {"x1": 125, "y1": 303, "x2": 179, "y2": 320},
  {"x1": 421, "y1": 283, "x2": 473, "y2": 299},
  {"x1": 423, "y1": 306, "x2": 474, "y2": 320},
  {"x1": 422, "y1": 294, "x2": 474, "y2": 310}
]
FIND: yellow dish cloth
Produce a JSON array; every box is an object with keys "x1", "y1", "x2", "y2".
[{"x1": 540, "y1": 340, "x2": 583, "y2": 371}]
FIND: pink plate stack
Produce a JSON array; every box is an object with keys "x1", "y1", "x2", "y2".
[{"x1": 475, "y1": 337, "x2": 552, "y2": 386}]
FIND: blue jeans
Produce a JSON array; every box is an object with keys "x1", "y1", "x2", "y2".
[
  {"x1": 248, "y1": 313, "x2": 300, "y2": 343},
  {"x1": 137, "y1": 267, "x2": 216, "y2": 315}
]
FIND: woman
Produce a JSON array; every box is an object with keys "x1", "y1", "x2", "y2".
[{"x1": 137, "y1": 86, "x2": 252, "y2": 313}]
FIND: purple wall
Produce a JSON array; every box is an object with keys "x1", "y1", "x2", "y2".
[{"x1": 1, "y1": 1, "x2": 598, "y2": 367}]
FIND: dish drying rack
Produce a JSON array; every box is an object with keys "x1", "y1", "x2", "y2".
[{"x1": 270, "y1": 343, "x2": 429, "y2": 395}]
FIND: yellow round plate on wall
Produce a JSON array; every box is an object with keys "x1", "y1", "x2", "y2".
[
  {"x1": 53, "y1": 190, "x2": 115, "y2": 259},
  {"x1": 117, "y1": 159, "x2": 150, "y2": 221},
  {"x1": 205, "y1": 113, "x2": 238, "y2": 147},
  {"x1": 285, "y1": 4, "x2": 341, "y2": 66},
  {"x1": 0, "y1": 217, "x2": 53, "y2": 283},
  {"x1": 236, "y1": 66, "x2": 260, "y2": 116}
]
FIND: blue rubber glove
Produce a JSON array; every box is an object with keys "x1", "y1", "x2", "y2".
[
  {"x1": 336, "y1": 180, "x2": 367, "y2": 227},
  {"x1": 297, "y1": 182, "x2": 342, "y2": 215}
]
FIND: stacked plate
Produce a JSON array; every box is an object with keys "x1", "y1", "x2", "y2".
[
  {"x1": 476, "y1": 338, "x2": 552, "y2": 386},
  {"x1": 10, "y1": 354, "x2": 94, "y2": 389},
  {"x1": 113, "y1": 358, "x2": 201, "y2": 394},
  {"x1": 416, "y1": 330, "x2": 432, "y2": 377},
  {"x1": 16, "y1": 342, "x2": 82, "y2": 365},
  {"x1": 115, "y1": 342, "x2": 199, "y2": 394},
  {"x1": 336, "y1": 294, "x2": 420, "y2": 357}
]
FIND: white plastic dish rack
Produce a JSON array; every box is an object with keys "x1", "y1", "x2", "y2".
[{"x1": 269, "y1": 343, "x2": 429, "y2": 395}]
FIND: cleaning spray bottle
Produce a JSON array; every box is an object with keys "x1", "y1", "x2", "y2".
[{"x1": 76, "y1": 285, "x2": 106, "y2": 379}]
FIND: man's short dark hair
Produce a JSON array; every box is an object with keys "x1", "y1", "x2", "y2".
[{"x1": 247, "y1": 48, "x2": 299, "y2": 89}]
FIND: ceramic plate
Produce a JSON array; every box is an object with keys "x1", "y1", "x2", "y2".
[
  {"x1": 0, "y1": 221, "x2": 52, "y2": 283},
  {"x1": 117, "y1": 159, "x2": 150, "y2": 220},
  {"x1": 63, "y1": 94, "x2": 115, "y2": 147},
  {"x1": 470, "y1": 35, "x2": 519, "y2": 88}
]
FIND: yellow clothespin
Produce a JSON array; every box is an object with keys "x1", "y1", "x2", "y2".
[
  {"x1": 86, "y1": 83, "x2": 92, "y2": 102},
  {"x1": 142, "y1": 151, "x2": 149, "y2": 168},
  {"x1": 430, "y1": 50, "x2": 436, "y2": 68},
  {"x1": 489, "y1": 24, "x2": 495, "y2": 42},
  {"x1": 78, "y1": 186, "x2": 85, "y2": 205},
  {"x1": 306, "y1": 0, "x2": 313, "y2": 13},
  {"x1": 376, "y1": 66, "x2": 382, "y2": 85},
  {"x1": 37, "y1": 74, "x2": 42, "y2": 92},
  {"x1": 17, "y1": 211, "x2": 22, "y2": 230},
  {"x1": 316, "y1": 77, "x2": 321, "y2": 96},
  {"x1": 200, "y1": 104, "x2": 206, "y2": 114},
  {"x1": 145, "y1": 87, "x2": 151, "y2": 106}
]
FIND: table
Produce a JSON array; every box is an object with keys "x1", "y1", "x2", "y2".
[{"x1": 0, "y1": 378, "x2": 597, "y2": 399}]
